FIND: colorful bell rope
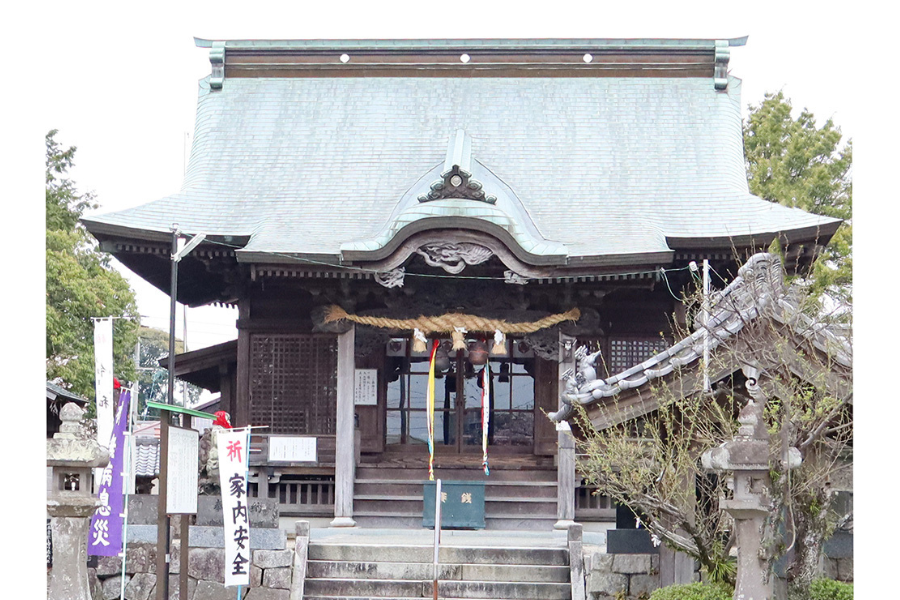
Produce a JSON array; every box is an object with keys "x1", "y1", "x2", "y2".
[
  {"x1": 426, "y1": 340, "x2": 438, "y2": 481},
  {"x1": 482, "y1": 361, "x2": 491, "y2": 476}
]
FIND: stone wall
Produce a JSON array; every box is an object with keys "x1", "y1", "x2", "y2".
[
  {"x1": 84, "y1": 496, "x2": 292, "y2": 600},
  {"x1": 585, "y1": 552, "x2": 659, "y2": 599},
  {"x1": 89, "y1": 543, "x2": 294, "y2": 600}
]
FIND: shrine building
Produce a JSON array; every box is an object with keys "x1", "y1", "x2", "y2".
[{"x1": 82, "y1": 37, "x2": 841, "y2": 531}]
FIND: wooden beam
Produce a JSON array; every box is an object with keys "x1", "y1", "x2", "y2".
[{"x1": 331, "y1": 326, "x2": 357, "y2": 527}]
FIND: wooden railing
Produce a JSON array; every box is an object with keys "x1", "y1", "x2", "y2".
[
  {"x1": 575, "y1": 482, "x2": 616, "y2": 520},
  {"x1": 249, "y1": 475, "x2": 335, "y2": 517}
]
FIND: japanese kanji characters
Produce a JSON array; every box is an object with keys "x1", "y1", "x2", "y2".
[{"x1": 217, "y1": 429, "x2": 251, "y2": 586}]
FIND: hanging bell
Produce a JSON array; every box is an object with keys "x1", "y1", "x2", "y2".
[
  {"x1": 433, "y1": 345, "x2": 452, "y2": 373},
  {"x1": 468, "y1": 339, "x2": 489, "y2": 365}
]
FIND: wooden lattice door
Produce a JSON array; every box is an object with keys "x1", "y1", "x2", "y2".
[{"x1": 249, "y1": 334, "x2": 338, "y2": 435}]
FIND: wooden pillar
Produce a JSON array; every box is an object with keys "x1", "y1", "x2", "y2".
[
  {"x1": 555, "y1": 332, "x2": 577, "y2": 530},
  {"x1": 659, "y1": 536, "x2": 695, "y2": 585},
  {"x1": 331, "y1": 326, "x2": 357, "y2": 527},
  {"x1": 218, "y1": 363, "x2": 234, "y2": 422},
  {"x1": 235, "y1": 300, "x2": 251, "y2": 428},
  {"x1": 659, "y1": 473, "x2": 696, "y2": 585}
]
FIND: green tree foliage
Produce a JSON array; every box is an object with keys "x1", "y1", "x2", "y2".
[
  {"x1": 46, "y1": 130, "x2": 139, "y2": 399},
  {"x1": 649, "y1": 582, "x2": 733, "y2": 600},
  {"x1": 137, "y1": 326, "x2": 202, "y2": 418},
  {"x1": 744, "y1": 92, "x2": 852, "y2": 299}
]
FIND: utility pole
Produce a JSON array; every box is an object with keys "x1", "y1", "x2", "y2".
[
  {"x1": 689, "y1": 260, "x2": 712, "y2": 392},
  {"x1": 702, "y1": 259, "x2": 710, "y2": 392},
  {"x1": 156, "y1": 227, "x2": 206, "y2": 600}
]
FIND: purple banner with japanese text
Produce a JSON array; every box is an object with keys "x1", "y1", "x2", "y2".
[
  {"x1": 217, "y1": 428, "x2": 251, "y2": 587},
  {"x1": 88, "y1": 389, "x2": 131, "y2": 556}
]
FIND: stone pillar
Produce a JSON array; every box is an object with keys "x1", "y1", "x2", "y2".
[
  {"x1": 46, "y1": 402, "x2": 110, "y2": 600},
  {"x1": 555, "y1": 424, "x2": 577, "y2": 529},
  {"x1": 290, "y1": 520, "x2": 310, "y2": 600},
  {"x1": 568, "y1": 523, "x2": 586, "y2": 600},
  {"x1": 331, "y1": 326, "x2": 357, "y2": 527},
  {"x1": 555, "y1": 332, "x2": 577, "y2": 530}
]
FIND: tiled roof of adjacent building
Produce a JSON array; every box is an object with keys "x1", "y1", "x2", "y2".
[
  {"x1": 134, "y1": 437, "x2": 161, "y2": 478},
  {"x1": 550, "y1": 253, "x2": 852, "y2": 424},
  {"x1": 46, "y1": 382, "x2": 89, "y2": 405}
]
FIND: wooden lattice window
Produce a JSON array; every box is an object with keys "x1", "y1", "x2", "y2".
[
  {"x1": 249, "y1": 334, "x2": 338, "y2": 435},
  {"x1": 608, "y1": 337, "x2": 669, "y2": 374}
]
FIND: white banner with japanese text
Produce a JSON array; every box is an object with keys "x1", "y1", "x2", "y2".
[
  {"x1": 93, "y1": 318, "x2": 114, "y2": 447},
  {"x1": 216, "y1": 428, "x2": 251, "y2": 587}
]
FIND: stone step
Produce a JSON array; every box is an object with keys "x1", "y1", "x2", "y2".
[
  {"x1": 304, "y1": 578, "x2": 426, "y2": 598},
  {"x1": 354, "y1": 480, "x2": 557, "y2": 498},
  {"x1": 353, "y1": 497, "x2": 557, "y2": 515},
  {"x1": 304, "y1": 597, "x2": 562, "y2": 600},
  {"x1": 307, "y1": 560, "x2": 570, "y2": 583},
  {"x1": 355, "y1": 467, "x2": 556, "y2": 482},
  {"x1": 308, "y1": 544, "x2": 568, "y2": 566},
  {"x1": 350, "y1": 514, "x2": 559, "y2": 530},
  {"x1": 304, "y1": 578, "x2": 571, "y2": 599},
  {"x1": 439, "y1": 580, "x2": 571, "y2": 599}
]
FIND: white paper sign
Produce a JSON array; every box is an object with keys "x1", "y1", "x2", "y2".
[
  {"x1": 217, "y1": 429, "x2": 251, "y2": 587},
  {"x1": 354, "y1": 369, "x2": 378, "y2": 406},
  {"x1": 268, "y1": 436, "x2": 317, "y2": 462},
  {"x1": 166, "y1": 426, "x2": 199, "y2": 514},
  {"x1": 94, "y1": 318, "x2": 114, "y2": 447}
]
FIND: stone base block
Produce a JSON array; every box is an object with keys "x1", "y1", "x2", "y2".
[
  {"x1": 124, "y1": 572, "x2": 156, "y2": 600},
  {"x1": 163, "y1": 575, "x2": 198, "y2": 600},
  {"x1": 193, "y1": 580, "x2": 248, "y2": 600},
  {"x1": 263, "y1": 566, "x2": 292, "y2": 590},
  {"x1": 587, "y1": 571, "x2": 628, "y2": 596},
  {"x1": 612, "y1": 553, "x2": 654, "y2": 574},
  {"x1": 188, "y1": 548, "x2": 226, "y2": 584},
  {"x1": 252, "y1": 549, "x2": 292, "y2": 569},
  {"x1": 101, "y1": 574, "x2": 128, "y2": 600},
  {"x1": 244, "y1": 588, "x2": 289, "y2": 600}
]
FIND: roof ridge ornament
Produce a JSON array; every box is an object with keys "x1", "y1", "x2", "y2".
[
  {"x1": 418, "y1": 130, "x2": 497, "y2": 204},
  {"x1": 714, "y1": 40, "x2": 729, "y2": 91},
  {"x1": 210, "y1": 41, "x2": 226, "y2": 90}
]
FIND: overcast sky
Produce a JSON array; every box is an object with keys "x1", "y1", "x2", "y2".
[{"x1": 9, "y1": 1, "x2": 891, "y2": 589}]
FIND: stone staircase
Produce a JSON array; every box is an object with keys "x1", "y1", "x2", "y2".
[
  {"x1": 304, "y1": 542, "x2": 572, "y2": 599},
  {"x1": 353, "y1": 465, "x2": 558, "y2": 530}
]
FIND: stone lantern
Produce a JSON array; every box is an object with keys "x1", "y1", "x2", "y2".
[
  {"x1": 701, "y1": 369, "x2": 801, "y2": 600},
  {"x1": 47, "y1": 402, "x2": 110, "y2": 600}
]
